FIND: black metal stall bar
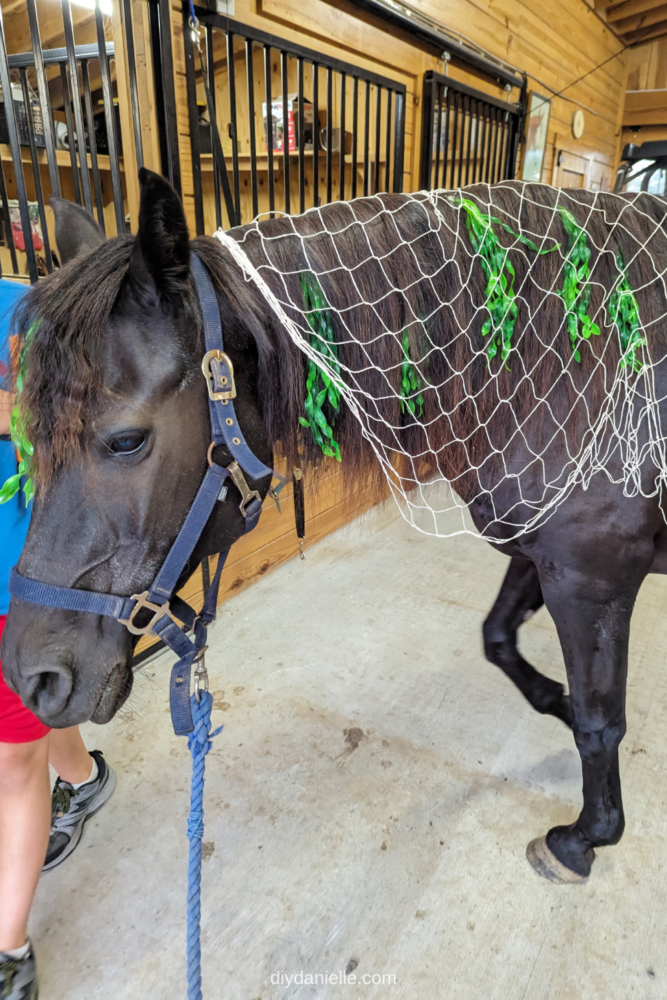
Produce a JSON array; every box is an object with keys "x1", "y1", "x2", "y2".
[
  {"x1": 0, "y1": 4, "x2": 37, "y2": 282},
  {"x1": 121, "y1": 0, "x2": 144, "y2": 171},
  {"x1": 185, "y1": 8, "x2": 407, "y2": 234},
  {"x1": 0, "y1": 0, "x2": 146, "y2": 283},
  {"x1": 149, "y1": 0, "x2": 181, "y2": 197},
  {"x1": 0, "y1": 26, "x2": 117, "y2": 280},
  {"x1": 419, "y1": 70, "x2": 525, "y2": 192}
]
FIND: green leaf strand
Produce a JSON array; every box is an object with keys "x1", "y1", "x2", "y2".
[
  {"x1": 0, "y1": 319, "x2": 37, "y2": 506},
  {"x1": 608, "y1": 250, "x2": 645, "y2": 374},
  {"x1": 399, "y1": 329, "x2": 424, "y2": 419},
  {"x1": 557, "y1": 208, "x2": 600, "y2": 363},
  {"x1": 299, "y1": 272, "x2": 342, "y2": 462},
  {"x1": 458, "y1": 198, "x2": 557, "y2": 366}
]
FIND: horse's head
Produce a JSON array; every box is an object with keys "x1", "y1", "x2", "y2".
[{"x1": 0, "y1": 170, "x2": 272, "y2": 727}]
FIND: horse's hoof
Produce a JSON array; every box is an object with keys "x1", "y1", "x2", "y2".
[{"x1": 526, "y1": 836, "x2": 589, "y2": 884}]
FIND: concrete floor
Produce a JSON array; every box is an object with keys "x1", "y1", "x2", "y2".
[{"x1": 31, "y1": 500, "x2": 667, "y2": 1000}]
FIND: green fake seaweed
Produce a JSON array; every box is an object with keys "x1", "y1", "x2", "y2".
[
  {"x1": 399, "y1": 329, "x2": 424, "y2": 419},
  {"x1": 458, "y1": 197, "x2": 556, "y2": 366},
  {"x1": 608, "y1": 250, "x2": 645, "y2": 374},
  {"x1": 299, "y1": 272, "x2": 342, "y2": 462},
  {"x1": 0, "y1": 321, "x2": 37, "y2": 506},
  {"x1": 557, "y1": 208, "x2": 600, "y2": 363}
]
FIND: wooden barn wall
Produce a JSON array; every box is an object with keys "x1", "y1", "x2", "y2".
[
  {"x1": 168, "y1": 0, "x2": 628, "y2": 240},
  {"x1": 622, "y1": 39, "x2": 667, "y2": 147}
]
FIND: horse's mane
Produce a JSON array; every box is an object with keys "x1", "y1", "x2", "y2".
[
  {"x1": 14, "y1": 182, "x2": 667, "y2": 502},
  {"x1": 204, "y1": 182, "x2": 667, "y2": 501}
]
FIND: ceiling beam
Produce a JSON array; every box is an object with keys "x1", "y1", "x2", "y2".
[
  {"x1": 614, "y1": 2, "x2": 667, "y2": 30},
  {"x1": 624, "y1": 16, "x2": 667, "y2": 39},
  {"x1": 606, "y1": 0, "x2": 666, "y2": 21}
]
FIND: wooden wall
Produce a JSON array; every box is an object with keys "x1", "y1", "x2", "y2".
[
  {"x1": 167, "y1": 0, "x2": 628, "y2": 240},
  {"x1": 622, "y1": 39, "x2": 667, "y2": 148}
]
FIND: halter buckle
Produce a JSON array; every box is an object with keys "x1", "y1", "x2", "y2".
[
  {"x1": 227, "y1": 460, "x2": 262, "y2": 517},
  {"x1": 202, "y1": 349, "x2": 236, "y2": 401},
  {"x1": 120, "y1": 592, "x2": 174, "y2": 636}
]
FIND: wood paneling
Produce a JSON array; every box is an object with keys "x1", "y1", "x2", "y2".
[
  {"x1": 257, "y1": 0, "x2": 627, "y2": 183},
  {"x1": 621, "y1": 38, "x2": 667, "y2": 144},
  {"x1": 598, "y1": 0, "x2": 667, "y2": 43},
  {"x1": 624, "y1": 87, "x2": 667, "y2": 125}
]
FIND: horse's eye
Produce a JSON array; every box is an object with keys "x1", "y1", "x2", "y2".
[{"x1": 107, "y1": 432, "x2": 147, "y2": 455}]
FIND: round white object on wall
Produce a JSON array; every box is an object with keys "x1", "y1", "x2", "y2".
[{"x1": 572, "y1": 109, "x2": 585, "y2": 140}]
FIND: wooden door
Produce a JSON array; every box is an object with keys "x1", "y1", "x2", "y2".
[{"x1": 552, "y1": 149, "x2": 589, "y2": 188}]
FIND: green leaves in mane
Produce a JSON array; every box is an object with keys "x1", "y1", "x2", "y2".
[
  {"x1": 299, "y1": 272, "x2": 342, "y2": 462},
  {"x1": 399, "y1": 329, "x2": 424, "y2": 419},
  {"x1": 558, "y1": 208, "x2": 600, "y2": 363},
  {"x1": 458, "y1": 197, "x2": 557, "y2": 366},
  {"x1": 0, "y1": 320, "x2": 37, "y2": 505},
  {"x1": 608, "y1": 250, "x2": 645, "y2": 374}
]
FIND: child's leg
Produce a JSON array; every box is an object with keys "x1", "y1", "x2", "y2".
[
  {"x1": 49, "y1": 726, "x2": 95, "y2": 785},
  {"x1": 45, "y1": 727, "x2": 116, "y2": 873},
  {"x1": 0, "y1": 735, "x2": 50, "y2": 952}
]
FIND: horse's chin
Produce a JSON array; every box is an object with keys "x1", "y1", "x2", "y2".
[{"x1": 90, "y1": 664, "x2": 133, "y2": 724}]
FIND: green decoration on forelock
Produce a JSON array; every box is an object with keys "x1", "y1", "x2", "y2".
[
  {"x1": 299, "y1": 272, "x2": 342, "y2": 462},
  {"x1": 399, "y1": 329, "x2": 424, "y2": 419},
  {"x1": 557, "y1": 208, "x2": 600, "y2": 363},
  {"x1": 458, "y1": 197, "x2": 557, "y2": 366},
  {"x1": 608, "y1": 250, "x2": 645, "y2": 374},
  {"x1": 0, "y1": 319, "x2": 37, "y2": 506}
]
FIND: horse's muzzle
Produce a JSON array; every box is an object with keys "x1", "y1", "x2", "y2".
[{"x1": 0, "y1": 601, "x2": 134, "y2": 727}]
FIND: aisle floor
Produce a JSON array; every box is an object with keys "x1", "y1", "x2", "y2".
[{"x1": 32, "y1": 500, "x2": 667, "y2": 1000}]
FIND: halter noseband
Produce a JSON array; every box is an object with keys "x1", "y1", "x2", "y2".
[{"x1": 9, "y1": 254, "x2": 280, "y2": 735}]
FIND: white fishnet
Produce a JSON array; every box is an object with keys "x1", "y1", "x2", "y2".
[{"x1": 213, "y1": 183, "x2": 667, "y2": 542}]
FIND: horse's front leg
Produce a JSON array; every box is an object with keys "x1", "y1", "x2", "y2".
[{"x1": 526, "y1": 550, "x2": 650, "y2": 883}]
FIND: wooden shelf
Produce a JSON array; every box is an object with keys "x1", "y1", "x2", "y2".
[
  {"x1": 0, "y1": 144, "x2": 123, "y2": 174},
  {"x1": 199, "y1": 150, "x2": 386, "y2": 172}
]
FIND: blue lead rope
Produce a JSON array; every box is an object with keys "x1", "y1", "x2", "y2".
[{"x1": 185, "y1": 690, "x2": 222, "y2": 1000}]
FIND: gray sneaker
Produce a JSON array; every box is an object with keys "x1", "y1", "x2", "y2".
[
  {"x1": 0, "y1": 945, "x2": 37, "y2": 1000},
  {"x1": 42, "y1": 750, "x2": 116, "y2": 873}
]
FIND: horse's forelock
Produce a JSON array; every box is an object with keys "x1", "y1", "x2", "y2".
[{"x1": 12, "y1": 235, "x2": 137, "y2": 489}]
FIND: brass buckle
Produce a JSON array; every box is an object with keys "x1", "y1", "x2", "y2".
[
  {"x1": 202, "y1": 349, "x2": 236, "y2": 402},
  {"x1": 119, "y1": 592, "x2": 174, "y2": 636},
  {"x1": 228, "y1": 460, "x2": 262, "y2": 517}
]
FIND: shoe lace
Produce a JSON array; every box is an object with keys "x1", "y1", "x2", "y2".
[{"x1": 0, "y1": 958, "x2": 20, "y2": 998}]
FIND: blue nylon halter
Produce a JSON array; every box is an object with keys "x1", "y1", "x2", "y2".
[{"x1": 9, "y1": 252, "x2": 276, "y2": 736}]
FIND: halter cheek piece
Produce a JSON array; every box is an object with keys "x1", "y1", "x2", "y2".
[{"x1": 9, "y1": 254, "x2": 284, "y2": 736}]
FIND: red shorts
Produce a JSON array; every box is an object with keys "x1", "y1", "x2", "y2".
[{"x1": 0, "y1": 614, "x2": 51, "y2": 743}]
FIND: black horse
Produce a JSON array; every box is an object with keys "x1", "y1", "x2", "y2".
[{"x1": 3, "y1": 169, "x2": 667, "y2": 886}]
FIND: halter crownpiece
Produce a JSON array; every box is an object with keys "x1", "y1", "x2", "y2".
[{"x1": 9, "y1": 253, "x2": 281, "y2": 736}]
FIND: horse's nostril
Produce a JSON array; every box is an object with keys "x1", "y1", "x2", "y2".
[{"x1": 27, "y1": 664, "x2": 74, "y2": 719}]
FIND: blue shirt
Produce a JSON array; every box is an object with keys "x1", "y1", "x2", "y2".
[{"x1": 0, "y1": 279, "x2": 29, "y2": 613}]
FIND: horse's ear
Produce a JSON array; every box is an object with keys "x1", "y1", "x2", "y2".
[
  {"x1": 50, "y1": 198, "x2": 106, "y2": 263},
  {"x1": 131, "y1": 168, "x2": 190, "y2": 302}
]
